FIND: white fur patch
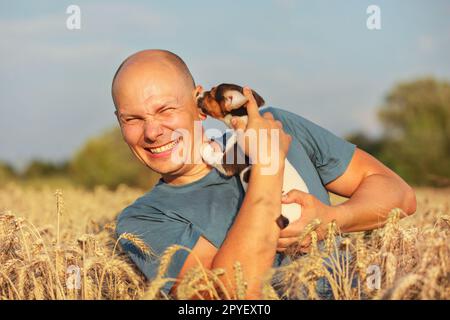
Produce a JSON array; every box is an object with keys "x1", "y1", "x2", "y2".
[
  {"x1": 200, "y1": 116, "x2": 310, "y2": 227},
  {"x1": 281, "y1": 159, "x2": 309, "y2": 223},
  {"x1": 200, "y1": 143, "x2": 223, "y2": 166}
]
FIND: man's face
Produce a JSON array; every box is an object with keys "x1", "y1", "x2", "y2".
[{"x1": 113, "y1": 63, "x2": 205, "y2": 176}]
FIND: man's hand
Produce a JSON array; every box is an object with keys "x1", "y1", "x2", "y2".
[
  {"x1": 197, "y1": 87, "x2": 290, "y2": 298},
  {"x1": 276, "y1": 148, "x2": 417, "y2": 254},
  {"x1": 230, "y1": 87, "x2": 291, "y2": 166},
  {"x1": 276, "y1": 189, "x2": 337, "y2": 253}
]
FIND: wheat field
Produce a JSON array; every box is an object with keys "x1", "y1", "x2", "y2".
[{"x1": 0, "y1": 182, "x2": 448, "y2": 300}]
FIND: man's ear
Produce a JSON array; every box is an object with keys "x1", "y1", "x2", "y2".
[
  {"x1": 114, "y1": 110, "x2": 120, "y2": 122},
  {"x1": 194, "y1": 84, "x2": 203, "y2": 98},
  {"x1": 194, "y1": 85, "x2": 207, "y2": 120}
]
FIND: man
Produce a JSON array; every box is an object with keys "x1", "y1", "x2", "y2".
[{"x1": 112, "y1": 49, "x2": 416, "y2": 299}]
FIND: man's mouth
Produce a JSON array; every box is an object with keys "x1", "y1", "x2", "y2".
[{"x1": 145, "y1": 137, "x2": 182, "y2": 155}]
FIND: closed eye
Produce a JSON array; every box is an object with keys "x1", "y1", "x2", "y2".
[
  {"x1": 123, "y1": 116, "x2": 143, "y2": 124},
  {"x1": 160, "y1": 105, "x2": 177, "y2": 113}
]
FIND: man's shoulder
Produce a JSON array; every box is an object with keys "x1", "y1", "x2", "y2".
[
  {"x1": 260, "y1": 106, "x2": 289, "y2": 118},
  {"x1": 116, "y1": 190, "x2": 163, "y2": 225},
  {"x1": 260, "y1": 106, "x2": 310, "y2": 126},
  {"x1": 260, "y1": 106, "x2": 318, "y2": 136}
]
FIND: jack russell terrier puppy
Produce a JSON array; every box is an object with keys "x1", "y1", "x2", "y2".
[{"x1": 196, "y1": 83, "x2": 309, "y2": 229}]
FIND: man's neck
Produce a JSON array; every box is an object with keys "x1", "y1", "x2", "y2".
[{"x1": 162, "y1": 163, "x2": 212, "y2": 186}]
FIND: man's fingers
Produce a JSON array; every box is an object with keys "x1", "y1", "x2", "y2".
[
  {"x1": 274, "y1": 120, "x2": 283, "y2": 128},
  {"x1": 231, "y1": 116, "x2": 246, "y2": 131},
  {"x1": 279, "y1": 221, "x2": 305, "y2": 238},
  {"x1": 281, "y1": 189, "x2": 311, "y2": 206},
  {"x1": 243, "y1": 87, "x2": 260, "y2": 119},
  {"x1": 262, "y1": 112, "x2": 274, "y2": 120},
  {"x1": 277, "y1": 236, "x2": 311, "y2": 253},
  {"x1": 277, "y1": 237, "x2": 298, "y2": 249}
]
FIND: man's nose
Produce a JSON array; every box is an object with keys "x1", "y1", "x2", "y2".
[{"x1": 143, "y1": 119, "x2": 164, "y2": 141}]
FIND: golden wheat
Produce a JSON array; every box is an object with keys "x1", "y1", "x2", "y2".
[{"x1": 0, "y1": 181, "x2": 449, "y2": 300}]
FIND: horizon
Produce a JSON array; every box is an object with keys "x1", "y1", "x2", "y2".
[{"x1": 1, "y1": 0, "x2": 449, "y2": 170}]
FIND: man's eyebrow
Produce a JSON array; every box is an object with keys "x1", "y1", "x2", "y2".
[
  {"x1": 118, "y1": 99, "x2": 180, "y2": 118},
  {"x1": 118, "y1": 112, "x2": 142, "y2": 118}
]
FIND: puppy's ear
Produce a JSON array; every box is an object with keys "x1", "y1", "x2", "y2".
[
  {"x1": 251, "y1": 89, "x2": 265, "y2": 107},
  {"x1": 223, "y1": 90, "x2": 248, "y2": 111},
  {"x1": 194, "y1": 85, "x2": 207, "y2": 119}
]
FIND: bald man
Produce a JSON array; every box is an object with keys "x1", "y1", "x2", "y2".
[{"x1": 112, "y1": 49, "x2": 416, "y2": 299}]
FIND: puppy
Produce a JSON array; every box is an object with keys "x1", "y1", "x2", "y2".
[{"x1": 197, "y1": 83, "x2": 309, "y2": 229}]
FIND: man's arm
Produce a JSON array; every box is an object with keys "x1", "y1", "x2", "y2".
[
  {"x1": 277, "y1": 147, "x2": 416, "y2": 252},
  {"x1": 325, "y1": 147, "x2": 416, "y2": 232},
  {"x1": 210, "y1": 161, "x2": 285, "y2": 297},
  {"x1": 171, "y1": 89, "x2": 290, "y2": 299},
  {"x1": 263, "y1": 107, "x2": 416, "y2": 252},
  {"x1": 172, "y1": 161, "x2": 284, "y2": 299}
]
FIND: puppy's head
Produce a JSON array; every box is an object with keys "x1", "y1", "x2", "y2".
[{"x1": 197, "y1": 83, "x2": 265, "y2": 125}]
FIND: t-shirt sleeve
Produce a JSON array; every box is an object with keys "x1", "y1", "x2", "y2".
[
  {"x1": 266, "y1": 107, "x2": 356, "y2": 185},
  {"x1": 116, "y1": 202, "x2": 202, "y2": 296}
]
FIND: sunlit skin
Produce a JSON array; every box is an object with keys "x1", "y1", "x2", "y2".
[{"x1": 112, "y1": 51, "x2": 210, "y2": 185}]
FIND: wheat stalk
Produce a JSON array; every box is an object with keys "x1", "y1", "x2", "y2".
[{"x1": 0, "y1": 184, "x2": 448, "y2": 300}]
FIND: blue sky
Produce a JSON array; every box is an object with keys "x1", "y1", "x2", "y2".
[{"x1": 1, "y1": 0, "x2": 449, "y2": 169}]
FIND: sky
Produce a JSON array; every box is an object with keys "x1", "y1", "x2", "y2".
[{"x1": 1, "y1": 0, "x2": 449, "y2": 170}]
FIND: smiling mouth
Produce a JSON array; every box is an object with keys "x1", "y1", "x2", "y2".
[{"x1": 145, "y1": 137, "x2": 182, "y2": 154}]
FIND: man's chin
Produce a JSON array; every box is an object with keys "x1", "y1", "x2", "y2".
[{"x1": 145, "y1": 161, "x2": 186, "y2": 176}]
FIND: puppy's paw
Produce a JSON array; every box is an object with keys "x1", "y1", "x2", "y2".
[{"x1": 200, "y1": 141, "x2": 224, "y2": 165}]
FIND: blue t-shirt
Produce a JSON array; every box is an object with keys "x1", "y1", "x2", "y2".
[{"x1": 116, "y1": 106, "x2": 356, "y2": 294}]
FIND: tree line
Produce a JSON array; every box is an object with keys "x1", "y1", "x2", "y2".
[{"x1": 1, "y1": 77, "x2": 449, "y2": 189}]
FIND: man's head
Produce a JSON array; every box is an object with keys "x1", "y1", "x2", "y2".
[{"x1": 111, "y1": 49, "x2": 207, "y2": 180}]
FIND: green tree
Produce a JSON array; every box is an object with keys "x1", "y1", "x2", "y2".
[
  {"x1": 0, "y1": 161, "x2": 16, "y2": 182},
  {"x1": 377, "y1": 77, "x2": 450, "y2": 186},
  {"x1": 345, "y1": 132, "x2": 384, "y2": 157},
  {"x1": 70, "y1": 127, "x2": 160, "y2": 189},
  {"x1": 22, "y1": 160, "x2": 69, "y2": 178}
]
